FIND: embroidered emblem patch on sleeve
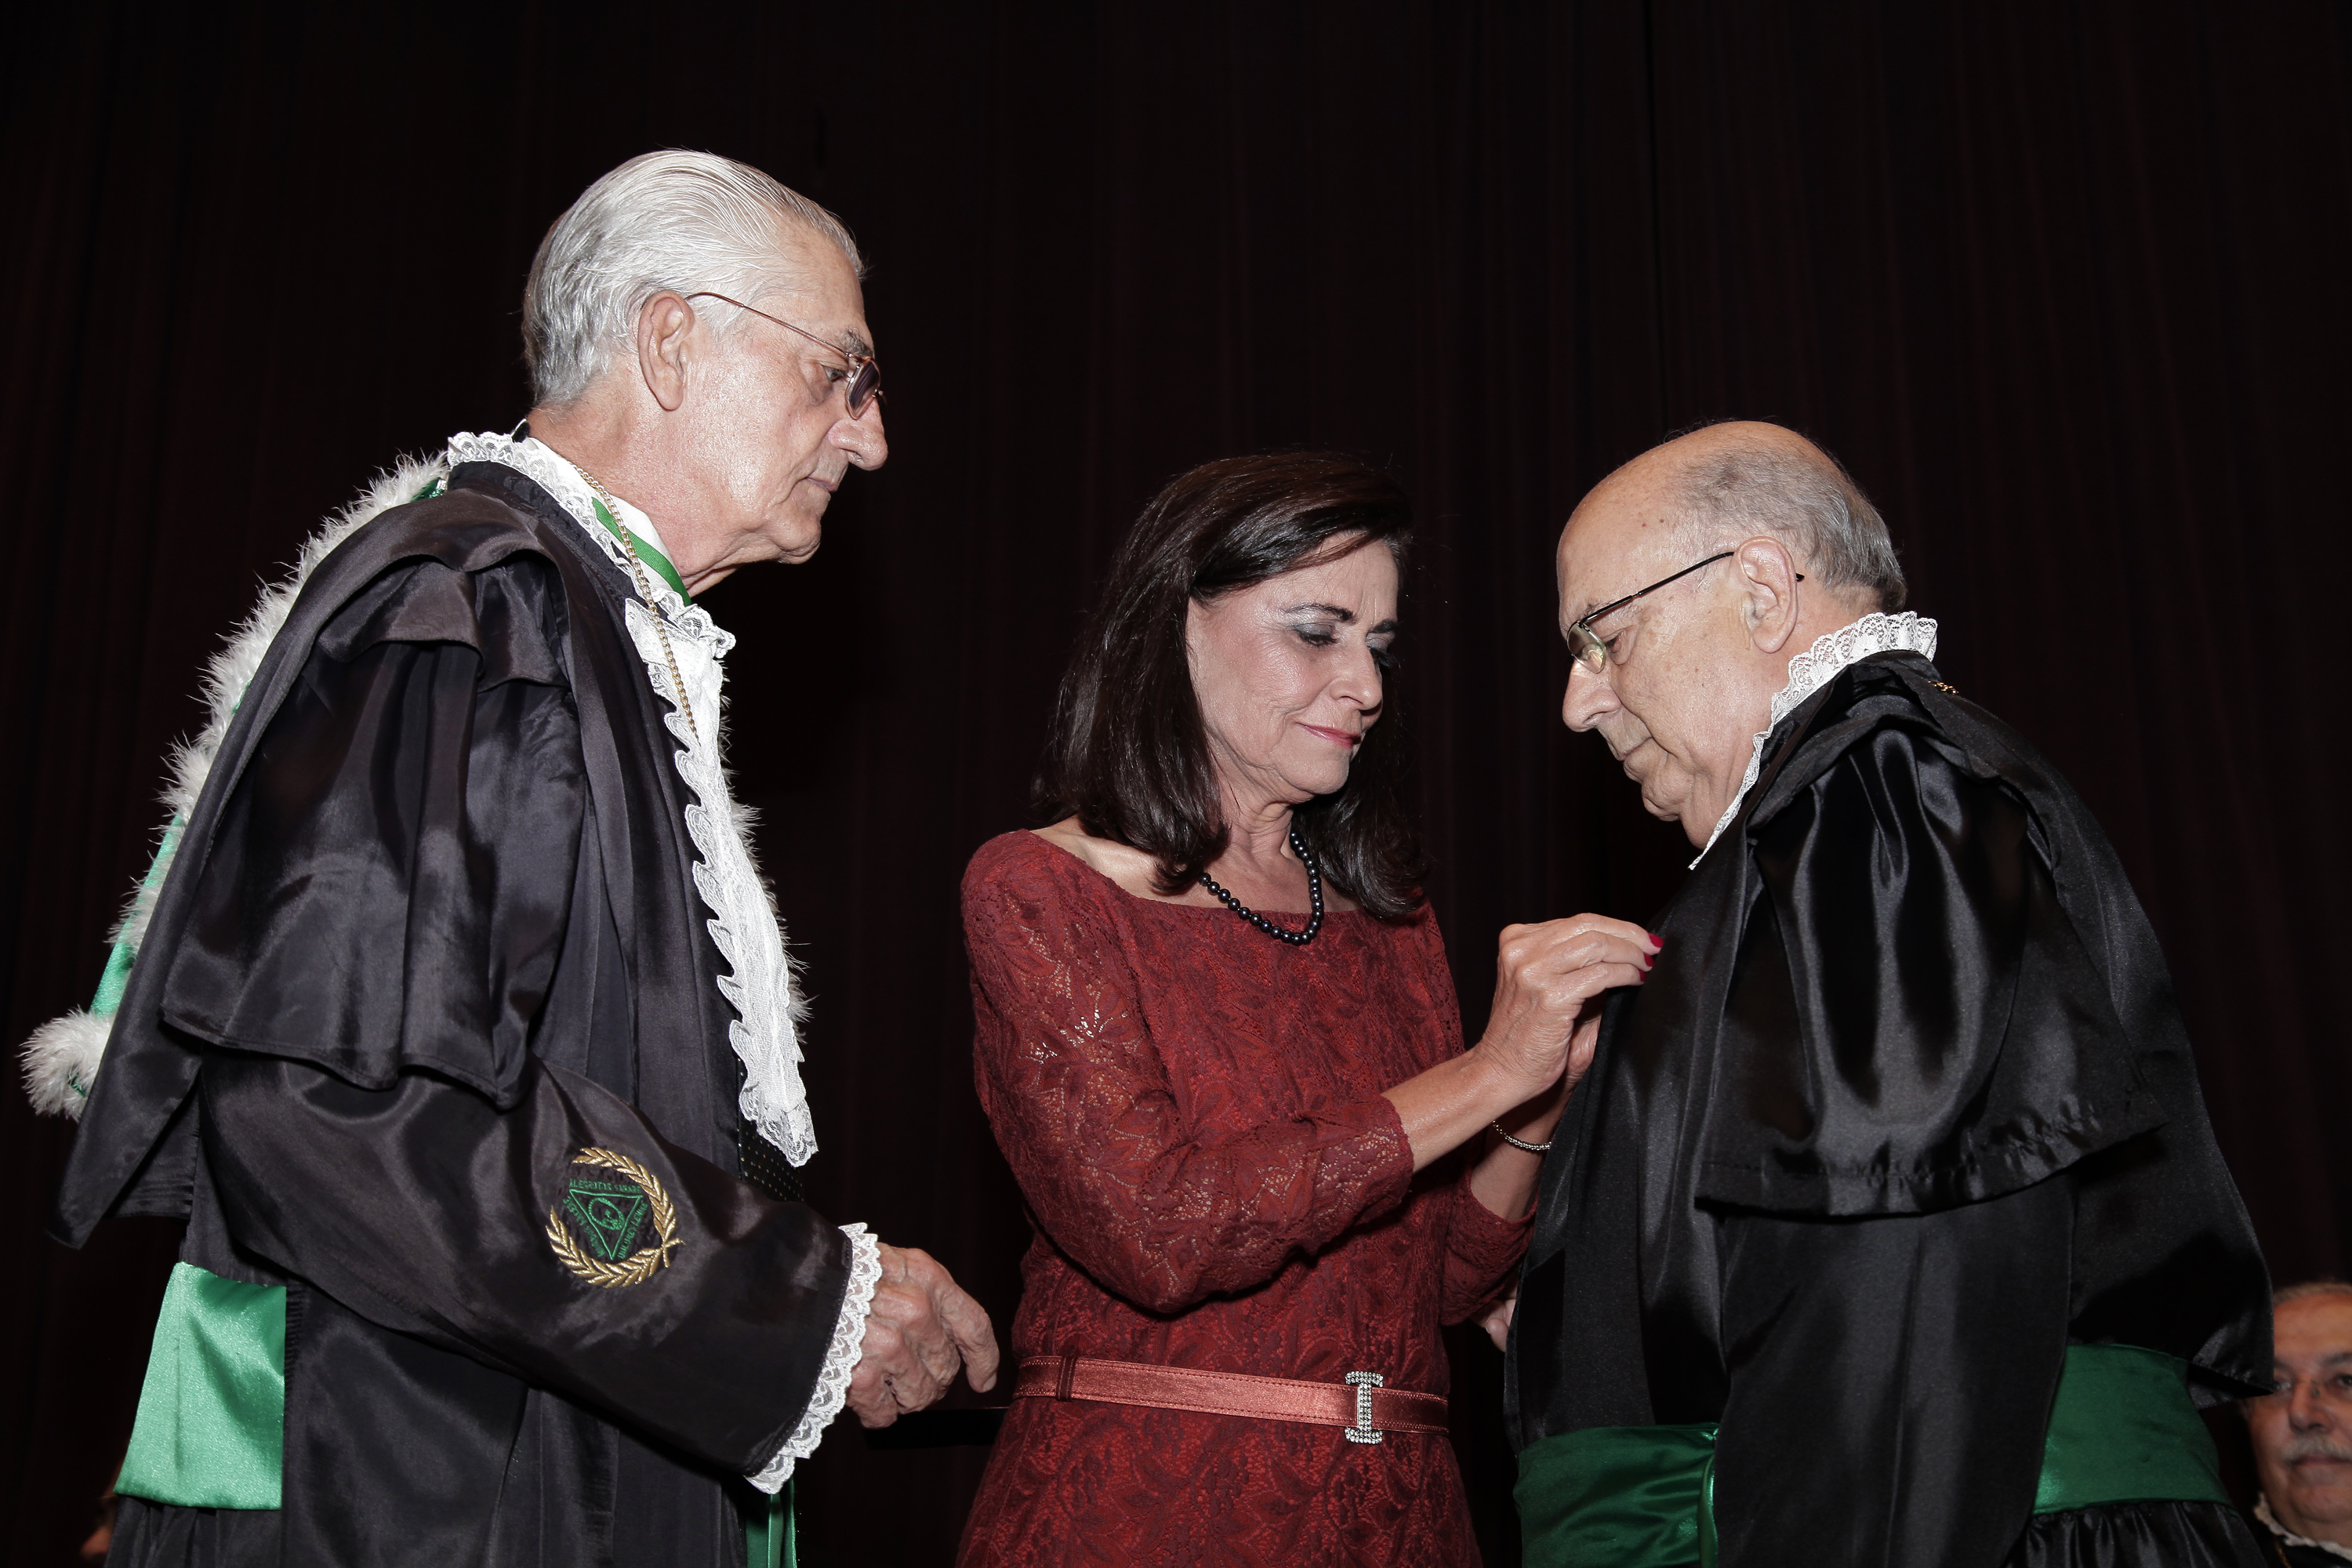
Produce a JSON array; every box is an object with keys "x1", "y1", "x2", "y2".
[{"x1": 545, "y1": 1148, "x2": 682, "y2": 1287}]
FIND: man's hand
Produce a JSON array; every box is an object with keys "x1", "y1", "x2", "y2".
[{"x1": 844, "y1": 1243, "x2": 1000, "y2": 1428}]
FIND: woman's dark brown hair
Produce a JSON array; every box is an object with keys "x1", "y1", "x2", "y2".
[{"x1": 1036, "y1": 452, "x2": 1425, "y2": 920}]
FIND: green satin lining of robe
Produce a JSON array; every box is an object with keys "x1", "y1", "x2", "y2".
[
  {"x1": 1515, "y1": 1343, "x2": 2230, "y2": 1567},
  {"x1": 1515, "y1": 1421, "x2": 1719, "y2": 1568},
  {"x1": 66, "y1": 819, "x2": 182, "y2": 1102},
  {"x1": 114, "y1": 1269, "x2": 811, "y2": 1551},
  {"x1": 2033, "y1": 1343, "x2": 2228, "y2": 1512},
  {"x1": 746, "y1": 1482, "x2": 798, "y2": 1568},
  {"x1": 116, "y1": 1264, "x2": 286, "y2": 1509}
]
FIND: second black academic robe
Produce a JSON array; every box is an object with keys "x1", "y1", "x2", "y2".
[
  {"x1": 53, "y1": 459, "x2": 855, "y2": 1567},
  {"x1": 1508, "y1": 648, "x2": 2273, "y2": 1568}
]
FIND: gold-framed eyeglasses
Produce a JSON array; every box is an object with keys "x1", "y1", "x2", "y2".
[
  {"x1": 686, "y1": 292, "x2": 881, "y2": 418},
  {"x1": 1566, "y1": 551, "x2": 1802, "y2": 673}
]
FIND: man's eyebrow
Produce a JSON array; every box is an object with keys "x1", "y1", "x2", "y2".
[
  {"x1": 836, "y1": 328, "x2": 874, "y2": 358},
  {"x1": 1563, "y1": 593, "x2": 1614, "y2": 626}
]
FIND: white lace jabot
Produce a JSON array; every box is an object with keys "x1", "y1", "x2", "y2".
[
  {"x1": 1690, "y1": 611, "x2": 1940, "y2": 867},
  {"x1": 445, "y1": 430, "x2": 814, "y2": 1167},
  {"x1": 445, "y1": 430, "x2": 871, "y2": 1488},
  {"x1": 2256, "y1": 1497, "x2": 2352, "y2": 1562}
]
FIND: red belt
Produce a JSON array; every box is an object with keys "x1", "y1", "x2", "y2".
[{"x1": 1012, "y1": 1355, "x2": 1447, "y2": 1444}]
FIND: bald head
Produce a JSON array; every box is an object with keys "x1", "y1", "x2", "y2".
[
  {"x1": 1584, "y1": 422, "x2": 1905, "y2": 613},
  {"x1": 1554, "y1": 423, "x2": 1901, "y2": 847}
]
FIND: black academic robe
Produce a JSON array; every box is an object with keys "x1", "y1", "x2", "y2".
[
  {"x1": 53, "y1": 461, "x2": 853, "y2": 1567},
  {"x1": 1508, "y1": 649, "x2": 2274, "y2": 1568}
]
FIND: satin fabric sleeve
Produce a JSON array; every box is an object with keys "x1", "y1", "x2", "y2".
[
  {"x1": 1710, "y1": 1175, "x2": 2074, "y2": 1568},
  {"x1": 963, "y1": 844, "x2": 1414, "y2": 1315},
  {"x1": 199, "y1": 1051, "x2": 854, "y2": 1475},
  {"x1": 158, "y1": 553, "x2": 583, "y2": 1105},
  {"x1": 1704, "y1": 718, "x2": 2147, "y2": 1217}
]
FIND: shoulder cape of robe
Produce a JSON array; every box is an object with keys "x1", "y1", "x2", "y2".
[
  {"x1": 1508, "y1": 649, "x2": 2271, "y2": 1568},
  {"x1": 56, "y1": 462, "x2": 855, "y2": 1567}
]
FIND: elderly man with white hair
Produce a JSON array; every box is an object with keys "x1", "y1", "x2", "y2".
[
  {"x1": 1504, "y1": 421, "x2": 2274, "y2": 1566},
  {"x1": 27, "y1": 151, "x2": 996, "y2": 1567}
]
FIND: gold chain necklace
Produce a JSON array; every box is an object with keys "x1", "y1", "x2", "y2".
[{"x1": 565, "y1": 461, "x2": 699, "y2": 742}]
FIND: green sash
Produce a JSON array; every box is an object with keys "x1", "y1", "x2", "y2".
[
  {"x1": 118, "y1": 1262, "x2": 802, "y2": 1560},
  {"x1": 1516, "y1": 1344, "x2": 2228, "y2": 1567},
  {"x1": 1515, "y1": 1421, "x2": 1719, "y2": 1567},
  {"x1": 117, "y1": 1264, "x2": 287, "y2": 1509},
  {"x1": 2031, "y1": 1344, "x2": 2228, "y2": 1513},
  {"x1": 747, "y1": 1481, "x2": 799, "y2": 1568}
]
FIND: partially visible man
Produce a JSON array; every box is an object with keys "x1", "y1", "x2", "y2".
[
  {"x1": 2249, "y1": 1283, "x2": 2352, "y2": 1565},
  {"x1": 24, "y1": 151, "x2": 995, "y2": 1566},
  {"x1": 1507, "y1": 421, "x2": 2274, "y2": 1566}
]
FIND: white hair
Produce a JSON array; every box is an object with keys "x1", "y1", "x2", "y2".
[
  {"x1": 1668, "y1": 426, "x2": 1909, "y2": 612},
  {"x1": 523, "y1": 150, "x2": 864, "y2": 408}
]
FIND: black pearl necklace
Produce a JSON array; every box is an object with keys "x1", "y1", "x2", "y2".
[{"x1": 1198, "y1": 825, "x2": 1324, "y2": 946}]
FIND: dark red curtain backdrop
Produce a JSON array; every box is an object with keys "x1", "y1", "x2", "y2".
[{"x1": 3, "y1": 5, "x2": 2346, "y2": 1564}]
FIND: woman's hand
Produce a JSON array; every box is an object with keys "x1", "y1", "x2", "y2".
[
  {"x1": 1457, "y1": 916, "x2": 1654, "y2": 1219},
  {"x1": 1476, "y1": 915, "x2": 1658, "y2": 1100},
  {"x1": 1384, "y1": 913, "x2": 1656, "y2": 1174}
]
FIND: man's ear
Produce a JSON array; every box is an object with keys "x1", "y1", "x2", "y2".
[
  {"x1": 1736, "y1": 535, "x2": 1804, "y2": 655},
  {"x1": 635, "y1": 292, "x2": 696, "y2": 413}
]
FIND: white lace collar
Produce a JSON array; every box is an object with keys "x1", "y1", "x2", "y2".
[
  {"x1": 443, "y1": 430, "x2": 717, "y2": 637},
  {"x1": 445, "y1": 432, "x2": 846, "y2": 1476},
  {"x1": 1690, "y1": 611, "x2": 1940, "y2": 867},
  {"x1": 2258, "y1": 1497, "x2": 2352, "y2": 1562},
  {"x1": 441, "y1": 429, "x2": 814, "y2": 1167}
]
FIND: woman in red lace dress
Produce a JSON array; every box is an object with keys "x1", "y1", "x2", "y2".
[{"x1": 958, "y1": 455, "x2": 1656, "y2": 1564}]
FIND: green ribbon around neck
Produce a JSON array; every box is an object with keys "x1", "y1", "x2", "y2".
[
  {"x1": 589, "y1": 498, "x2": 691, "y2": 603},
  {"x1": 1515, "y1": 1343, "x2": 2229, "y2": 1567}
]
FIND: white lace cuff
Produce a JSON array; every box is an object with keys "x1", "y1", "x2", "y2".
[{"x1": 747, "y1": 1222, "x2": 882, "y2": 1493}]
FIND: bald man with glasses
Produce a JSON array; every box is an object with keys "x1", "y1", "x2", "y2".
[{"x1": 1504, "y1": 421, "x2": 2274, "y2": 1567}]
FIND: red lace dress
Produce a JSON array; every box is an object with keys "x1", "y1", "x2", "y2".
[{"x1": 956, "y1": 832, "x2": 1531, "y2": 1566}]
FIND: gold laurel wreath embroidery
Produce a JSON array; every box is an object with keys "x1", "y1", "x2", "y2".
[{"x1": 545, "y1": 1147, "x2": 683, "y2": 1288}]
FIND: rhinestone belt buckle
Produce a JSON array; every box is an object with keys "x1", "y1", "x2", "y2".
[{"x1": 1344, "y1": 1371, "x2": 1385, "y2": 1445}]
